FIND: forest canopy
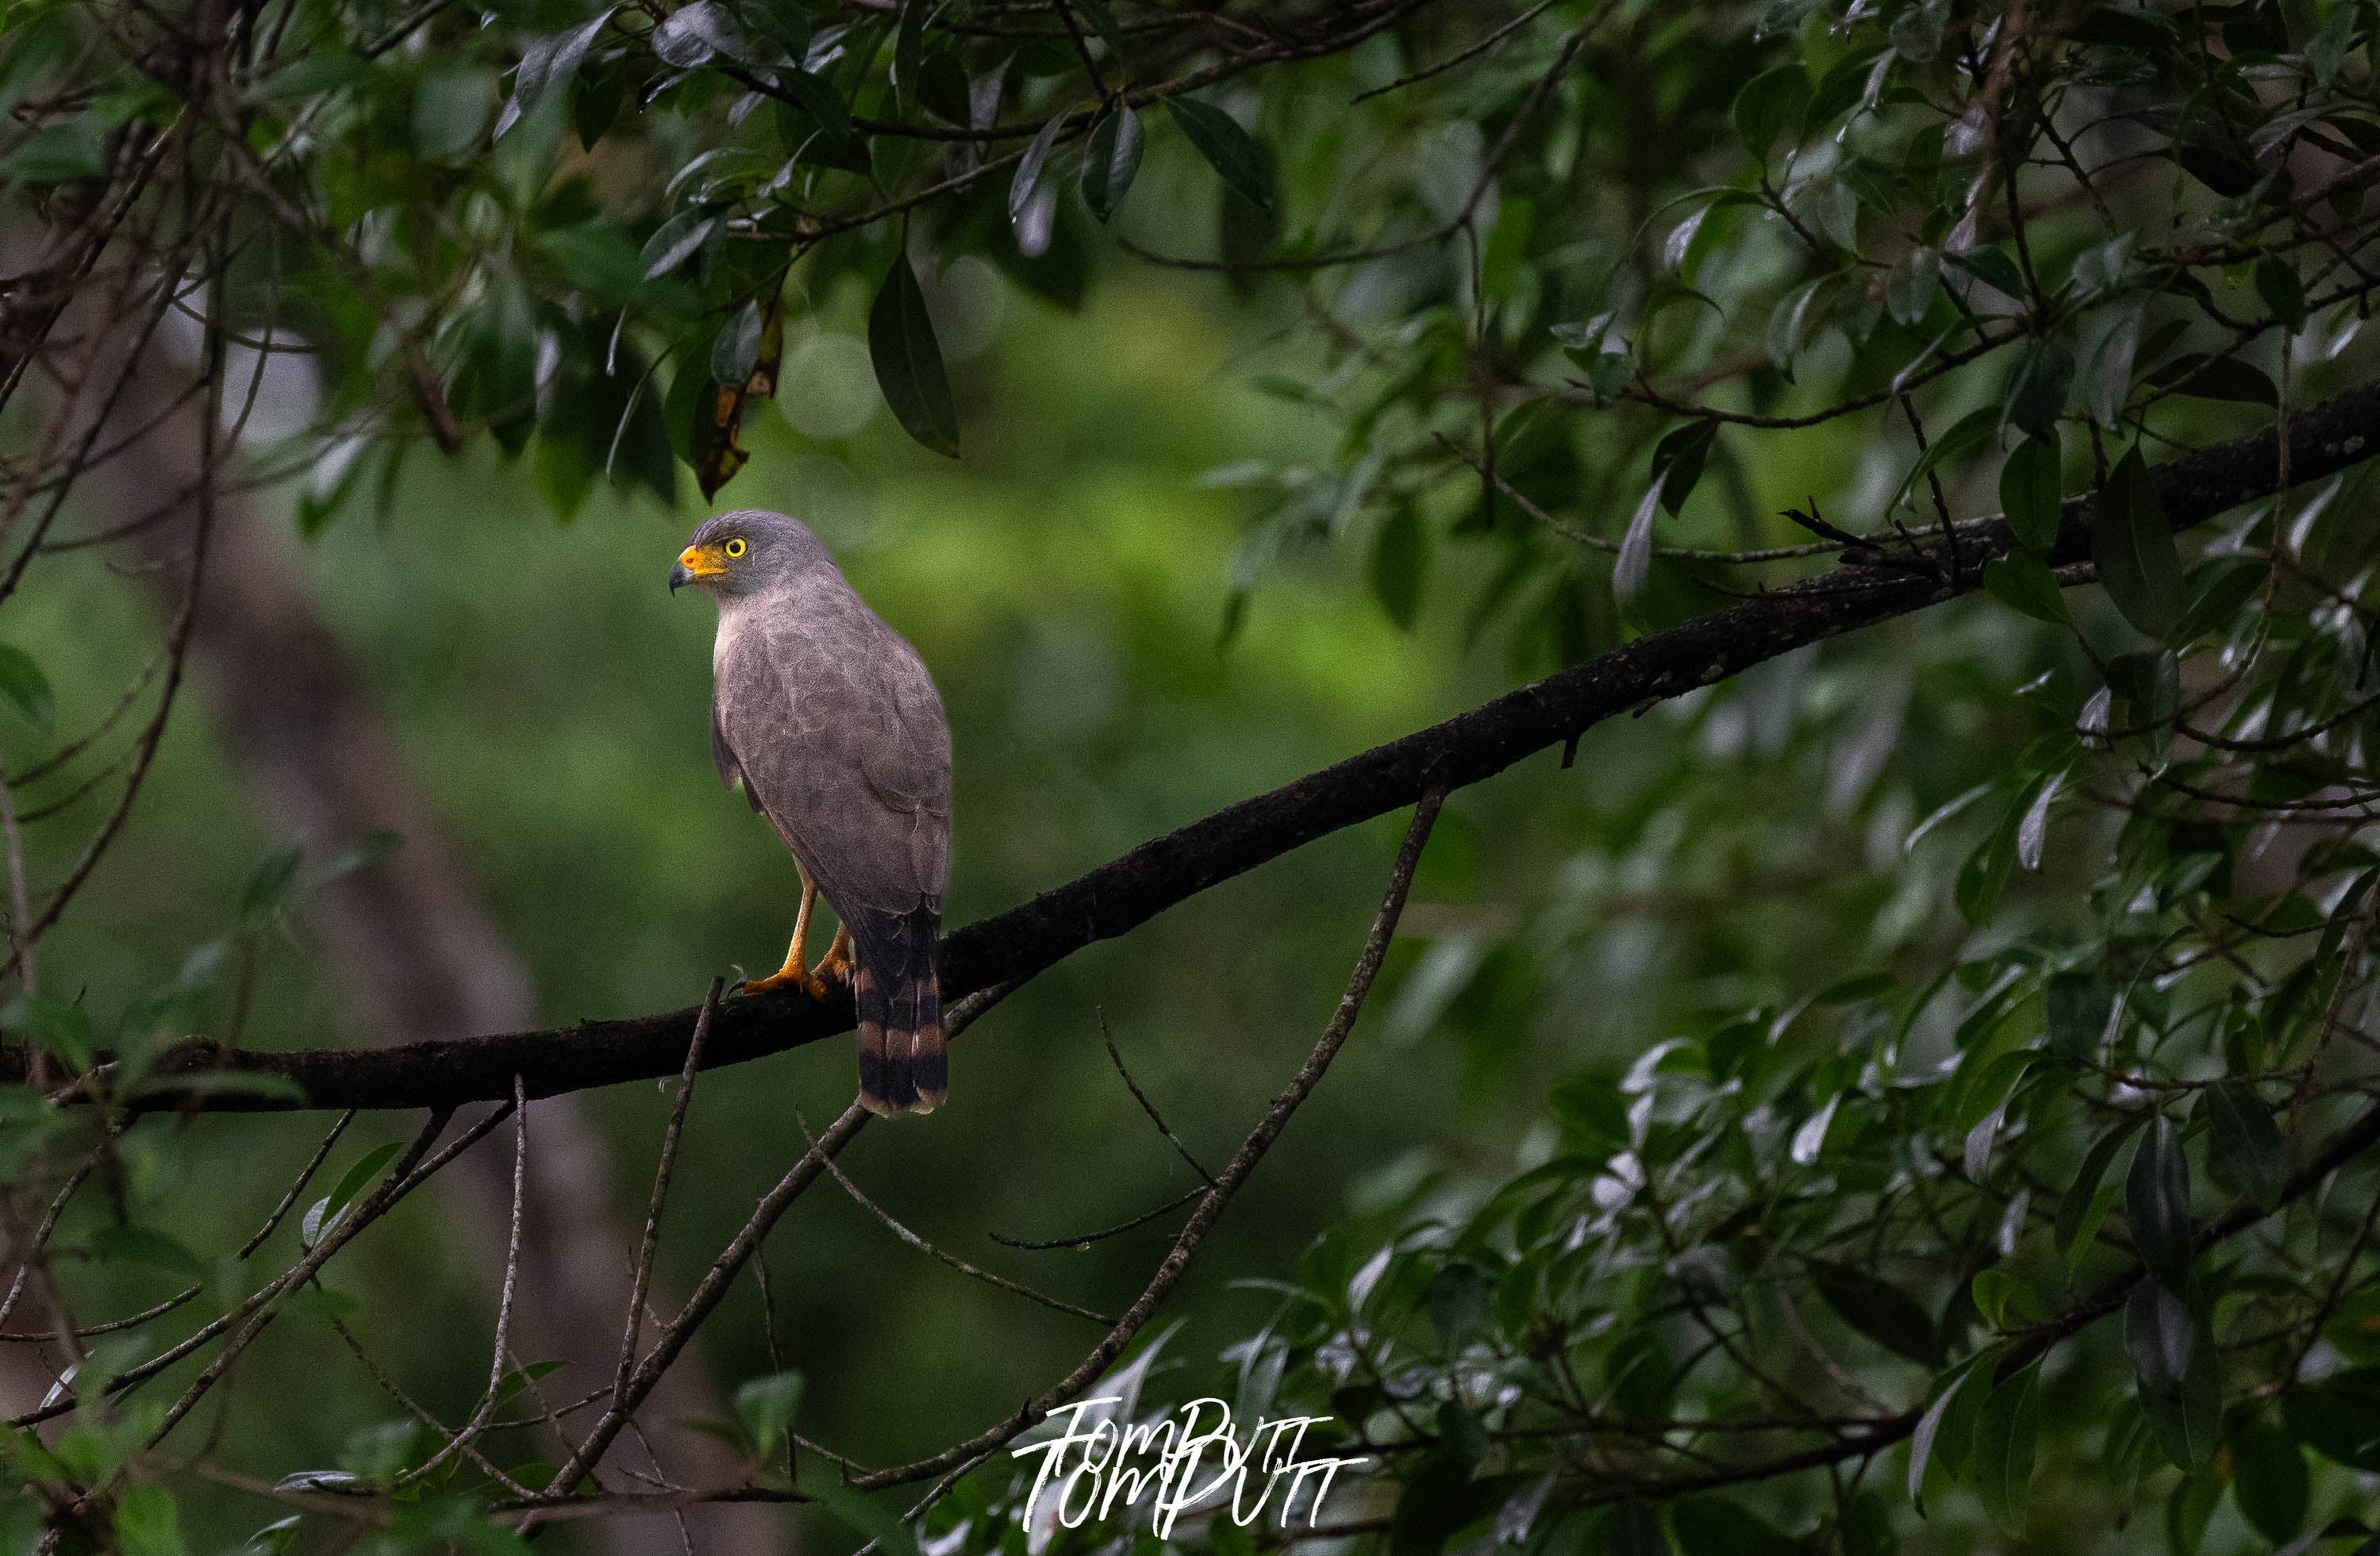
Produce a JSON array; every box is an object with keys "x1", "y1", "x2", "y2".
[{"x1": 0, "y1": 0, "x2": 2378, "y2": 1551}]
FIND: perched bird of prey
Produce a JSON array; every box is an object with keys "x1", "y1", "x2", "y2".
[{"x1": 670, "y1": 509, "x2": 953, "y2": 1116}]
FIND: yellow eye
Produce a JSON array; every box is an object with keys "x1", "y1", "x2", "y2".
[{"x1": 725, "y1": 538, "x2": 746, "y2": 558}]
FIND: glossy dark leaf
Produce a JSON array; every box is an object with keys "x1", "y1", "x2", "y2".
[
  {"x1": 1809, "y1": 1260, "x2": 1940, "y2": 1365},
  {"x1": 1613, "y1": 483, "x2": 1660, "y2": 608},
  {"x1": 892, "y1": 0, "x2": 928, "y2": 118},
  {"x1": 2126, "y1": 1280, "x2": 2221, "y2": 1468},
  {"x1": 868, "y1": 255, "x2": 960, "y2": 458},
  {"x1": 1078, "y1": 104, "x2": 1143, "y2": 222},
  {"x1": 1945, "y1": 244, "x2": 2027, "y2": 301},
  {"x1": 1998, "y1": 433, "x2": 2062, "y2": 551},
  {"x1": 1168, "y1": 96, "x2": 1274, "y2": 210},
  {"x1": 1652, "y1": 419, "x2": 1717, "y2": 516},
  {"x1": 651, "y1": 1, "x2": 741, "y2": 68},
  {"x1": 2198, "y1": 1082, "x2": 2284, "y2": 1211},
  {"x1": 710, "y1": 300, "x2": 763, "y2": 386},
  {"x1": 1974, "y1": 1364, "x2": 2040, "y2": 1535},
  {"x1": 2170, "y1": 555, "x2": 2267, "y2": 644},
  {"x1": 640, "y1": 209, "x2": 720, "y2": 281},
  {"x1": 1668, "y1": 1497, "x2": 1796, "y2": 1556},
  {"x1": 1732, "y1": 64, "x2": 1810, "y2": 159},
  {"x1": 2002, "y1": 337, "x2": 2074, "y2": 444},
  {"x1": 916, "y1": 50, "x2": 971, "y2": 125},
  {"x1": 2126, "y1": 1115, "x2": 2193, "y2": 1291},
  {"x1": 1071, "y1": 0, "x2": 1126, "y2": 60},
  {"x1": 2255, "y1": 256, "x2": 2308, "y2": 332},
  {"x1": 2091, "y1": 448, "x2": 2185, "y2": 640},
  {"x1": 1907, "y1": 1356, "x2": 1986, "y2": 1513},
  {"x1": 2055, "y1": 1115, "x2": 2141, "y2": 1260},
  {"x1": 1982, "y1": 549, "x2": 2070, "y2": 627},
  {"x1": 2144, "y1": 352, "x2": 2278, "y2": 406},
  {"x1": 1009, "y1": 108, "x2": 1073, "y2": 226},
  {"x1": 2282, "y1": 1366, "x2": 2380, "y2": 1470},
  {"x1": 2228, "y1": 1416, "x2": 2309, "y2": 1545}
]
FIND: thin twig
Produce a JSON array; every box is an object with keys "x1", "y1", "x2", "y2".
[
  {"x1": 1098, "y1": 1009, "x2": 1216, "y2": 1184},
  {"x1": 617, "y1": 978, "x2": 722, "y2": 1405}
]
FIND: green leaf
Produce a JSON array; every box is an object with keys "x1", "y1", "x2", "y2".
[
  {"x1": 2126, "y1": 1115, "x2": 2193, "y2": 1291},
  {"x1": 775, "y1": 66, "x2": 858, "y2": 147},
  {"x1": 1070, "y1": 0, "x2": 1126, "y2": 60},
  {"x1": 1371, "y1": 505, "x2": 1426, "y2": 630},
  {"x1": 2170, "y1": 555, "x2": 2266, "y2": 644},
  {"x1": 1907, "y1": 1354, "x2": 1987, "y2": 1514},
  {"x1": 2, "y1": 119, "x2": 104, "y2": 182},
  {"x1": 2229, "y1": 1416, "x2": 2309, "y2": 1544},
  {"x1": 1999, "y1": 433, "x2": 2062, "y2": 551},
  {"x1": 867, "y1": 254, "x2": 960, "y2": 458},
  {"x1": 1669, "y1": 1497, "x2": 1797, "y2": 1556},
  {"x1": 113, "y1": 1483, "x2": 183, "y2": 1556},
  {"x1": 916, "y1": 50, "x2": 971, "y2": 125},
  {"x1": 324, "y1": 1142, "x2": 405, "y2": 1226},
  {"x1": 1884, "y1": 245, "x2": 1939, "y2": 325},
  {"x1": 1982, "y1": 549, "x2": 2070, "y2": 627},
  {"x1": 711, "y1": 299, "x2": 763, "y2": 386},
  {"x1": 1973, "y1": 1365, "x2": 2040, "y2": 1535},
  {"x1": 1652, "y1": 420, "x2": 1717, "y2": 517},
  {"x1": 2092, "y1": 448, "x2": 2185, "y2": 640},
  {"x1": 2144, "y1": 352, "x2": 2278, "y2": 406},
  {"x1": 1892, "y1": 405, "x2": 1997, "y2": 512},
  {"x1": 413, "y1": 67, "x2": 495, "y2": 162},
  {"x1": 1732, "y1": 64, "x2": 1809, "y2": 159},
  {"x1": 2282, "y1": 1366, "x2": 2380, "y2": 1470},
  {"x1": 4, "y1": 993, "x2": 94, "y2": 1070},
  {"x1": 732, "y1": 1370, "x2": 803, "y2": 1459},
  {"x1": 239, "y1": 843, "x2": 305, "y2": 924},
  {"x1": 1945, "y1": 244, "x2": 2027, "y2": 300},
  {"x1": 2128, "y1": 1280, "x2": 2221, "y2": 1468},
  {"x1": 651, "y1": 0, "x2": 740, "y2": 67},
  {"x1": 2255, "y1": 256, "x2": 2308, "y2": 333},
  {"x1": 2084, "y1": 302, "x2": 2144, "y2": 427},
  {"x1": 892, "y1": 0, "x2": 927, "y2": 118},
  {"x1": 640, "y1": 209, "x2": 720, "y2": 282},
  {"x1": 2002, "y1": 337, "x2": 2074, "y2": 444},
  {"x1": 2198, "y1": 1082, "x2": 2284, "y2": 1211},
  {"x1": 2055, "y1": 1115, "x2": 2143, "y2": 1261},
  {"x1": 1809, "y1": 1260, "x2": 1940, "y2": 1365},
  {"x1": 1010, "y1": 107, "x2": 1072, "y2": 225},
  {"x1": 1078, "y1": 104, "x2": 1143, "y2": 222},
  {"x1": 0, "y1": 644, "x2": 56, "y2": 732},
  {"x1": 1613, "y1": 483, "x2": 1660, "y2": 609},
  {"x1": 806, "y1": 1477, "x2": 921, "y2": 1556},
  {"x1": 88, "y1": 1224, "x2": 207, "y2": 1284},
  {"x1": 1765, "y1": 275, "x2": 1836, "y2": 371},
  {"x1": 1168, "y1": 96, "x2": 1274, "y2": 210},
  {"x1": 1425, "y1": 1262, "x2": 1491, "y2": 1350}
]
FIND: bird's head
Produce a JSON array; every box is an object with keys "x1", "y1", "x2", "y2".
[{"x1": 669, "y1": 509, "x2": 832, "y2": 601}]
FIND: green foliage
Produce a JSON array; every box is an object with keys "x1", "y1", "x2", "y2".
[{"x1": 5, "y1": 0, "x2": 2380, "y2": 1546}]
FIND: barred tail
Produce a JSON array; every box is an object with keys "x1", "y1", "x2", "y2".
[{"x1": 852, "y1": 905, "x2": 944, "y2": 1116}]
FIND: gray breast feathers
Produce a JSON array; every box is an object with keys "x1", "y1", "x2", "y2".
[{"x1": 710, "y1": 586, "x2": 952, "y2": 917}]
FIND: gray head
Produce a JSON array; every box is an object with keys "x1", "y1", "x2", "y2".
[{"x1": 667, "y1": 509, "x2": 837, "y2": 603}]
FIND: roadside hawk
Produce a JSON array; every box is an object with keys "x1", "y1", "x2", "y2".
[{"x1": 670, "y1": 509, "x2": 953, "y2": 1116}]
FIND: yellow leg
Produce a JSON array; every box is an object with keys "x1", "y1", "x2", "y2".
[
  {"x1": 814, "y1": 922, "x2": 854, "y2": 983},
  {"x1": 741, "y1": 867, "x2": 829, "y2": 998}
]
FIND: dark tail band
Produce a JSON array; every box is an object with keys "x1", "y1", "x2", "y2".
[{"x1": 852, "y1": 905, "x2": 944, "y2": 1116}]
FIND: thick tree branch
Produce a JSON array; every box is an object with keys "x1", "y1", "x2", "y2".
[{"x1": 36, "y1": 378, "x2": 2380, "y2": 1113}]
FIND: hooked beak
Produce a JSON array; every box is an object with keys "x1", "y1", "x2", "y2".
[{"x1": 670, "y1": 544, "x2": 725, "y2": 594}]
